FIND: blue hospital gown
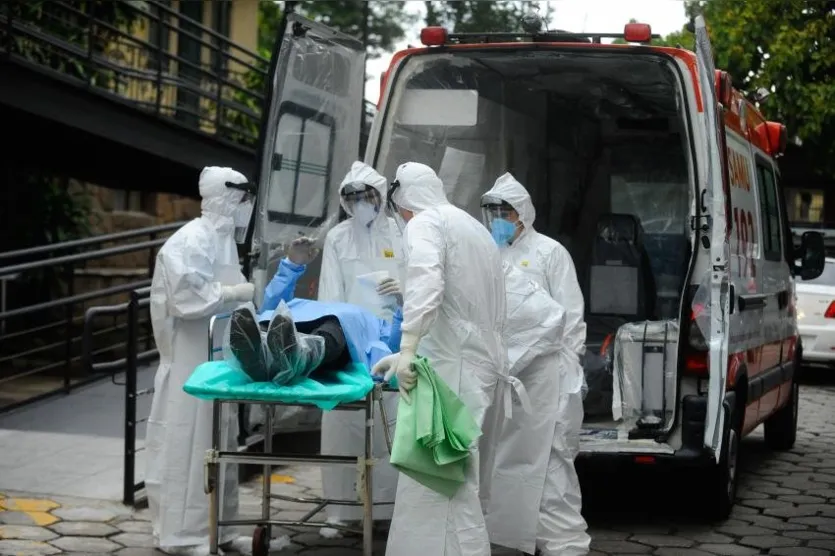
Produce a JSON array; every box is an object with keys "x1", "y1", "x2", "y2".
[{"x1": 257, "y1": 258, "x2": 403, "y2": 370}]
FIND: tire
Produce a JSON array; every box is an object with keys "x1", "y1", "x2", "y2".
[
  {"x1": 705, "y1": 405, "x2": 740, "y2": 521},
  {"x1": 764, "y1": 381, "x2": 799, "y2": 451},
  {"x1": 252, "y1": 525, "x2": 269, "y2": 556}
]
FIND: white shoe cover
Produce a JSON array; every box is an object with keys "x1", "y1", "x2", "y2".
[
  {"x1": 221, "y1": 536, "x2": 253, "y2": 556},
  {"x1": 162, "y1": 545, "x2": 223, "y2": 556},
  {"x1": 273, "y1": 535, "x2": 291, "y2": 551},
  {"x1": 319, "y1": 517, "x2": 345, "y2": 539}
]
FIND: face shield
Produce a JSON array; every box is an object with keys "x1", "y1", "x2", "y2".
[
  {"x1": 341, "y1": 183, "x2": 382, "y2": 226},
  {"x1": 481, "y1": 197, "x2": 520, "y2": 247},
  {"x1": 226, "y1": 180, "x2": 256, "y2": 244}
]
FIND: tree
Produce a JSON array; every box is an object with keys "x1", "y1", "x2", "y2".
[
  {"x1": 691, "y1": 0, "x2": 835, "y2": 177},
  {"x1": 259, "y1": 1, "x2": 416, "y2": 59},
  {"x1": 617, "y1": 2, "x2": 835, "y2": 178},
  {"x1": 424, "y1": 1, "x2": 528, "y2": 33}
]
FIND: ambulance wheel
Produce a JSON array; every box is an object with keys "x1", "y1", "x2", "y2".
[
  {"x1": 706, "y1": 405, "x2": 740, "y2": 521},
  {"x1": 252, "y1": 525, "x2": 269, "y2": 556},
  {"x1": 764, "y1": 381, "x2": 799, "y2": 451}
]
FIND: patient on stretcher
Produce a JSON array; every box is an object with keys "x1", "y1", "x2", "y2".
[{"x1": 226, "y1": 257, "x2": 402, "y2": 386}]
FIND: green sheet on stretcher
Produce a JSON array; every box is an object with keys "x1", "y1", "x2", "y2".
[{"x1": 183, "y1": 360, "x2": 374, "y2": 410}]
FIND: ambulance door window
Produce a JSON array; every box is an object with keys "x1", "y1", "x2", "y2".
[
  {"x1": 755, "y1": 160, "x2": 783, "y2": 262},
  {"x1": 266, "y1": 102, "x2": 335, "y2": 227}
]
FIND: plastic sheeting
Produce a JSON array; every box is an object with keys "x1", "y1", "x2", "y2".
[
  {"x1": 581, "y1": 350, "x2": 613, "y2": 418},
  {"x1": 183, "y1": 360, "x2": 374, "y2": 411},
  {"x1": 612, "y1": 320, "x2": 678, "y2": 429},
  {"x1": 249, "y1": 14, "x2": 366, "y2": 307},
  {"x1": 224, "y1": 303, "x2": 326, "y2": 386}
]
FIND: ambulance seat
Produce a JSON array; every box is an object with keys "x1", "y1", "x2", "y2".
[{"x1": 587, "y1": 213, "x2": 657, "y2": 321}]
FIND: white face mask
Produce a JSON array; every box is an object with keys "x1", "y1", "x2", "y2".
[
  {"x1": 352, "y1": 201, "x2": 379, "y2": 226},
  {"x1": 233, "y1": 200, "x2": 254, "y2": 244}
]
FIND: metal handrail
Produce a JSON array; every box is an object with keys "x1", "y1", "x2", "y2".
[
  {"x1": 81, "y1": 287, "x2": 157, "y2": 506},
  {"x1": 0, "y1": 221, "x2": 184, "y2": 262},
  {"x1": 1, "y1": 0, "x2": 269, "y2": 149},
  {"x1": 0, "y1": 238, "x2": 167, "y2": 279},
  {"x1": 0, "y1": 228, "x2": 165, "y2": 411}
]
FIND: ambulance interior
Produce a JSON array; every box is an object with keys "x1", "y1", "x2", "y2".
[{"x1": 374, "y1": 49, "x2": 696, "y2": 442}]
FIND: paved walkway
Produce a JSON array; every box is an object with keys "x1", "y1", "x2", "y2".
[
  {"x1": 2, "y1": 373, "x2": 835, "y2": 555},
  {"x1": 0, "y1": 367, "x2": 154, "y2": 500}
]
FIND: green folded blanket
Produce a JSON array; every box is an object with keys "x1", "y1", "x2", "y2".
[{"x1": 389, "y1": 356, "x2": 482, "y2": 497}]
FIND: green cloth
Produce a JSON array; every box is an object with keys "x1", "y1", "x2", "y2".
[{"x1": 389, "y1": 356, "x2": 482, "y2": 497}]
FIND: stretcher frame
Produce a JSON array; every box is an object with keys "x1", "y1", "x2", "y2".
[{"x1": 203, "y1": 313, "x2": 394, "y2": 556}]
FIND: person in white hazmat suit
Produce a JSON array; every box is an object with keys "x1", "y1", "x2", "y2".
[
  {"x1": 145, "y1": 167, "x2": 257, "y2": 556},
  {"x1": 486, "y1": 261, "x2": 589, "y2": 556},
  {"x1": 481, "y1": 172, "x2": 590, "y2": 555},
  {"x1": 317, "y1": 161, "x2": 406, "y2": 536},
  {"x1": 372, "y1": 162, "x2": 509, "y2": 556}
]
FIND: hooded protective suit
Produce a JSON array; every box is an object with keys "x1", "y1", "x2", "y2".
[
  {"x1": 386, "y1": 162, "x2": 508, "y2": 556},
  {"x1": 485, "y1": 262, "x2": 590, "y2": 555},
  {"x1": 482, "y1": 172, "x2": 589, "y2": 555},
  {"x1": 318, "y1": 162, "x2": 405, "y2": 526},
  {"x1": 145, "y1": 167, "x2": 252, "y2": 552}
]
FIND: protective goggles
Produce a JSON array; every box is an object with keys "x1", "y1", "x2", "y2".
[
  {"x1": 342, "y1": 181, "x2": 371, "y2": 195},
  {"x1": 481, "y1": 201, "x2": 517, "y2": 226},
  {"x1": 342, "y1": 188, "x2": 381, "y2": 206},
  {"x1": 226, "y1": 180, "x2": 256, "y2": 203}
]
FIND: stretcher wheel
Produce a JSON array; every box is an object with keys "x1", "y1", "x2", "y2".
[{"x1": 252, "y1": 525, "x2": 269, "y2": 556}]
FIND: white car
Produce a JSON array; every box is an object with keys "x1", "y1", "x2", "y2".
[{"x1": 797, "y1": 257, "x2": 835, "y2": 365}]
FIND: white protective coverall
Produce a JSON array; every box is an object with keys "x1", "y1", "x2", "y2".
[
  {"x1": 145, "y1": 167, "x2": 252, "y2": 553},
  {"x1": 486, "y1": 262, "x2": 589, "y2": 555},
  {"x1": 482, "y1": 172, "x2": 590, "y2": 555},
  {"x1": 386, "y1": 162, "x2": 508, "y2": 556},
  {"x1": 318, "y1": 161, "x2": 405, "y2": 525}
]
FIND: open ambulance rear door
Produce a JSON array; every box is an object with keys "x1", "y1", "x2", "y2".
[
  {"x1": 242, "y1": 11, "x2": 365, "y2": 435},
  {"x1": 694, "y1": 15, "x2": 732, "y2": 463},
  {"x1": 248, "y1": 12, "x2": 366, "y2": 305}
]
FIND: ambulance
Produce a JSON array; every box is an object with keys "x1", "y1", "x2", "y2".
[{"x1": 245, "y1": 11, "x2": 826, "y2": 519}]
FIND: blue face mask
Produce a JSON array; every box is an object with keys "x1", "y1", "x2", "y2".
[{"x1": 490, "y1": 218, "x2": 517, "y2": 246}]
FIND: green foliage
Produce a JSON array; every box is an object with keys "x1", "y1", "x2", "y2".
[
  {"x1": 0, "y1": 169, "x2": 95, "y2": 308},
  {"x1": 1, "y1": 171, "x2": 94, "y2": 252},
  {"x1": 296, "y1": 1, "x2": 416, "y2": 59},
  {"x1": 9, "y1": 0, "x2": 142, "y2": 83},
  {"x1": 258, "y1": 1, "x2": 416, "y2": 60},
  {"x1": 619, "y1": 2, "x2": 835, "y2": 177},
  {"x1": 230, "y1": 1, "x2": 417, "y2": 144},
  {"x1": 691, "y1": 0, "x2": 835, "y2": 177},
  {"x1": 424, "y1": 1, "x2": 528, "y2": 33}
]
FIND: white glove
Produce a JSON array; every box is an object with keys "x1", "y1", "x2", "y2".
[
  {"x1": 376, "y1": 277, "x2": 403, "y2": 308},
  {"x1": 288, "y1": 236, "x2": 320, "y2": 265},
  {"x1": 372, "y1": 349, "x2": 417, "y2": 404},
  {"x1": 222, "y1": 283, "x2": 255, "y2": 303}
]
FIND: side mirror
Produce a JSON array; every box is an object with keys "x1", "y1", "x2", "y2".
[{"x1": 795, "y1": 231, "x2": 825, "y2": 280}]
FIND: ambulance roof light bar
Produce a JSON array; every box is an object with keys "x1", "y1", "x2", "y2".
[{"x1": 418, "y1": 26, "x2": 660, "y2": 46}]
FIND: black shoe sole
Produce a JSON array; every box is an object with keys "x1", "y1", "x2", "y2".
[
  {"x1": 229, "y1": 308, "x2": 268, "y2": 382},
  {"x1": 266, "y1": 313, "x2": 299, "y2": 381}
]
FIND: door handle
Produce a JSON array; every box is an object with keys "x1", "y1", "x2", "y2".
[
  {"x1": 777, "y1": 289, "x2": 789, "y2": 310},
  {"x1": 738, "y1": 293, "x2": 768, "y2": 312},
  {"x1": 729, "y1": 283, "x2": 735, "y2": 315}
]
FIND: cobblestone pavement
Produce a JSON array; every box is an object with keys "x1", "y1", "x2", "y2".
[{"x1": 2, "y1": 376, "x2": 835, "y2": 555}]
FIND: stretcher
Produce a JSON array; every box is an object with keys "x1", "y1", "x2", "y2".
[{"x1": 197, "y1": 313, "x2": 394, "y2": 556}]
